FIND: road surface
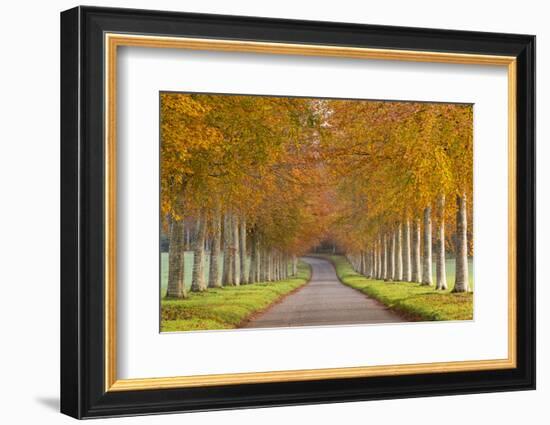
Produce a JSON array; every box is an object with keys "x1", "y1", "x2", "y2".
[{"x1": 242, "y1": 256, "x2": 404, "y2": 328}]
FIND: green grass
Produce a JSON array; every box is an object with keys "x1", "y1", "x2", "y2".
[
  {"x1": 161, "y1": 261, "x2": 311, "y2": 332},
  {"x1": 326, "y1": 255, "x2": 473, "y2": 322}
]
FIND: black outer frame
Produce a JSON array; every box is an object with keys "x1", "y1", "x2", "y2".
[{"x1": 60, "y1": 5, "x2": 535, "y2": 419}]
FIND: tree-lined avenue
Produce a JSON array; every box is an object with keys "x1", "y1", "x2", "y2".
[{"x1": 243, "y1": 257, "x2": 403, "y2": 328}]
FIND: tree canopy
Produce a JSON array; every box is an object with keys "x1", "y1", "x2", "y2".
[{"x1": 161, "y1": 93, "x2": 473, "y2": 297}]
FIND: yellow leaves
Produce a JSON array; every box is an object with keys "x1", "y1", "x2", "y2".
[
  {"x1": 324, "y1": 100, "x2": 473, "y2": 249},
  {"x1": 159, "y1": 93, "x2": 322, "y2": 250},
  {"x1": 160, "y1": 92, "x2": 472, "y2": 254},
  {"x1": 160, "y1": 92, "x2": 210, "y2": 117}
]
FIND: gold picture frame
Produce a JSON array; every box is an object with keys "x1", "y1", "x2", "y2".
[
  {"x1": 61, "y1": 6, "x2": 534, "y2": 419},
  {"x1": 104, "y1": 33, "x2": 517, "y2": 392}
]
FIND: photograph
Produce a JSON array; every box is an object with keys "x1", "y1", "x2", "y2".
[
  {"x1": 160, "y1": 92, "x2": 474, "y2": 332},
  {"x1": 57, "y1": 5, "x2": 535, "y2": 419}
]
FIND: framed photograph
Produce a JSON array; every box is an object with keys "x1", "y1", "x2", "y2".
[{"x1": 60, "y1": 6, "x2": 535, "y2": 419}]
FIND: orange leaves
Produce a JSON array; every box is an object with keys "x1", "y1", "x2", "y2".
[
  {"x1": 160, "y1": 93, "x2": 226, "y2": 219},
  {"x1": 160, "y1": 92, "x2": 473, "y2": 256},
  {"x1": 323, "y1": 99, "x2": 473, "y2": 251},
  {"x1": 160, "y1": 92, "x2": 326, "y2": 254}
]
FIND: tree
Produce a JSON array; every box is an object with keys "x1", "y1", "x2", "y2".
[
  {"x1": 422, "y1": 207, "x2": 433, "y2": 286},
  {"x1": 208, "y1": 206, "x2": 222, "y2": 288},
  {"x1": 317, "y1": 99, "x2": 472, "y2": 294},
  {"x1": 239, "y1": 217, "x2": 248, "y2": 284},
  {"x1": 223, "y1": 212, "x2": 235, "y2": 286},
  {"x1": 453, "y1": 194, "x2": 470, "y2": 292},
  {"x1": 191, "y1": 214, "x2": 207, "y2": 292},
  {"x1": 435, "y1": 195, "x2": 447, "y2": 290},
  {"x1": 166, "y1": 195, "x2": 186, "y2": 298},
  {"x1": 160, "y1": 93, "x2": 473, "y2": 299},
  {"x1": 403, "y1": 219, "x2": 412, "y2": 282},
  {"x1": 411, "y1": 218, "x2": 422, "y2": 283},
  {"x1": 161, "y1": 95, "x2": 221, "y2": 297}
]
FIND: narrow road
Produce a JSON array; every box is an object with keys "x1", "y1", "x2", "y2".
[{"x1": 242, "y1": 257, "x2": 404, "y2": 328}]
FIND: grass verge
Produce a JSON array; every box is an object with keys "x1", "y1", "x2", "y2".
[
  {"x1": 161, "y1": 261, "x2": 311, "y2": 332},
  {"x1": 325, "y1": 255, "x2": 473, "y2": 322}
]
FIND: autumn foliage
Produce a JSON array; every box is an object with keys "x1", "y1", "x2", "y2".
[{"x1": 160, "y1": 93, "x2": 473, "y2": 298}]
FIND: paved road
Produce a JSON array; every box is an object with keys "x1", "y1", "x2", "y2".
[{"x1": 242, "y1": 257, "x2": 404, "y2": 328}]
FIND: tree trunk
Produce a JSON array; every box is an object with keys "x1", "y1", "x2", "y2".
[
  {"x1": 368, "y1": 248, "x2": 373, "y2": 278},
  {"x1": 377, "y1": 235, "x2": 383, "y2": 279},
  {"x1": 273, "y1": 252, "x2": 277, "y2": 281},
  {"x1": 266, "y1": 250, "x2": 272, "y2": 281},
  {"x1": 267, "y1": 249, "x2": 272, "y2": 282},
  {"x1": 272, "y1": 251, "x2": 276, "y2": 281},
  {"x1": 262, "y1": 249, "x2": 269, "y2": 282},
  {"x1": 249, "y1": 233, "x2": 259, "y2": 284},
  {"x1": 261, "y1": 248, "x2": 268, "y2": 282},
  {"x1": 364, "y1": 249, "x2": 372, "y2": 279},
  {"x1": 232, "y1": 215, "x2": 240, "y2": 286},
  {"x1": 254, "y1": 240, "x2": 262, "y2": 283},
  {"x1": 422, "y1": 206, "x2": 433, "y2": 285},
  {"x1": 166, "y1": 215, "x2": 186, "y2": 298},
  {"x1": 191, "y1": 215, "x2": 207, "y2": 292},
  {"x1": 185, "y1": 227, "x2": 191, "y2": 251},
  {"x1": 369, "y1": 249, "x2": 374, "y2": 278},
  {"x1": 208, "y1": 207, "x2": 222, "y2": 288},
  {"x1": 372, "y1": 244, "x2": 377, "y2": 278},
  {"x1": 292, "y1": 255, "x2": 298, "y2": 276},
  {"x1": 274, "y1": 252, "x2": 278, "y2": 281},
  {"x1": 412, "y1": 218, "x2": 422, "y2": 283},
  {"x1": 257, "y1": 240, "x2": 262, "y2": 282},
  {"x1": 453, "y1": 193, "x2": 470, "y2": 292},
  {"x1": 390, "y1": 231, "x2": 396, "y2": 280},
  {"x1": 374, "y1": 239, "x2": 378, "y2": 279},
  {"x1": 274, "y1": 252, "x2": 279, "y2": 281},
  {"x1": 436, "y1": 195, "x2": 448, "y2": 290},
  {"x1": 370, "y1": 247, "x2": 375, "y2": 278},
  {"x1": 222, "y1": 213, "x2": 234, "y2": 286},
  {"x1": 403, "y1": 219, "x2": 412, "y2": 281},
  {"x1": 396, "y1": 223, "x2": 403, "y2": 281},
  {"x1": 248, "y1": 250, "x2": 258, "y2": 284},
  {"x1": 371, "y1": 242, "x2": 378, "y2": 279},
  {"x1": 239, "y1": 217, "x2": 248, "y2": 284},
  {"x1": 271, "y1": 251, "x2": 276, "y2": 281},
  {"x1": 383, "y1": 233, "x2": 388, "y2": 280}
]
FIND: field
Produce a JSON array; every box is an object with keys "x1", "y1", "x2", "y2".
[
  {"x1": 161, "y1": 261, "x2": 311, "y2": 332},
  {"x1": 327, "y1": 255, "x2": 474, "y2": 321}
]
